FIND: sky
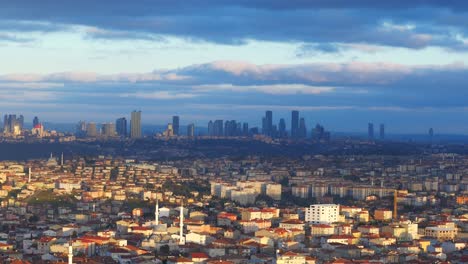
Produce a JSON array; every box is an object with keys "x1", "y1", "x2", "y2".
[{"x1": 1, "y1": 1, "x2": 468, "y2": 133}]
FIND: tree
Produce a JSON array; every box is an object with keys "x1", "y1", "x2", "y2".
[
  {"x1": 159, "y1": 245, "x2": 170, "y2": 255},
  {"x1": 28, "y1": 215, "x2": 39, "y2": 223}
]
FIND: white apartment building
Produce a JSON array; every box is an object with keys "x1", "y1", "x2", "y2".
[{"x1": 305, "y1": 204, "x2": 340, "y2": 224}]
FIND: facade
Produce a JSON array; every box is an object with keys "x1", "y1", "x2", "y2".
[
  {"x1": 424, "y1": 222, "x2": 458, "y2": 241},
  {"x1": 86, "y1": 122, "x2": 98, "y2": 137},
  {"x1": 116, "y1": 117, "x2": 127, "y2": 137},
  {"x1": 187, "y1": 123, "x2": 195, "y2": 137},
  {"x1": 172, "y1": 116, "x2": 180, "y2": 136},
  {"x1": 305, "y1": 204, "x2": 339, "y2": 224},
  {"x1": 291, "y1": 110, "x2": 299, "y2": 138},
  {"x1": 374, "y1": 209, "x2": 392, "y2": 221},
  {"x1": 130, "y1": 111, "x2": 142, "y2": 139},
  {"x1": 101, "y1": 123, "x2": 115, "y2": 137},
  {"x1": 368, "y1": 123, "x2": 374, "y2": 140}
]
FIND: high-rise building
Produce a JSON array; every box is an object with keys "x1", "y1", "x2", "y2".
[
  {"x1": 265, "y1": 110, "x2": 273, "y2": 136},
  {"x1": 242, "y1": 122, "x2": 249, "y2": 136},
  {"x1": 187, "y1": 123, "x2": 195, "y2": 137},
  {"x1": 18, "y1": 115, "x2": 24, "y2": 130},
  {"x1": 172, "y1": 116, "x2": 180, "y2": 136},
  {"x1": 368, "y1": 123, "x2": 374, "y2": 140},
  {"x1": 87, "y1": 122, "x2": 98, "y2": 137},
  {"x1": 305, "y1": 204, "x2": 340, "y2": 224},
  {"x1": 3, "y1": 115, "x2": 7, "y2": 133},
  {"x1": 224, "y1": 120, "x2": 237, "y2": 137},
  {"x1": 116, "y1": 117, "x2": 127, "y2": 137},
  {"x1": 101, "y1": 123, "x2": 116, "y2": 137},
  {"x1": 429, "y1": 128, "x2": 434, "y2": 142},
  {"x1": 379, "y1": 124, "x2": 385, "y2": 140},
  {"x1": 76, "y1": 121, "x2": 87, "y2": 137},
  {"x1": 279, "y1": 118, "x2": 286, "y2": 138},
  {"x1": 164, "y1": 123, "x2": 174, "y2": 137},
  {"x1": 312, "y1": 124, "x2": 324, "y2": 141},
  {"x1": 291, "y1": 110, "x2": 299, "y2": 138},
  {"x1": 33, "y1": 116, "x2": 40, "y2": 127},
  {"x1": 3, "y1": 114, "x2": 23, "y2": 135},
  {"x1": 208, "y1": 120, "x2": 214, "y2": 136},
  {"x1": 130, "y1": 111, "x2": 142, "y2": 139},
  {"x1": 213, "y1": 120, "x2": 223, "y2": 136},
  {"x1": 299, "y1": 117, "x2": 307, "y2": 138}
]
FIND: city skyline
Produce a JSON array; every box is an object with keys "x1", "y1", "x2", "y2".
[
  {"x1": 1, "y1": 2, "x2": 468, "y2": 132},
  {"x1": 0, "y1": 110, "x2": 443, "y2": 137}
]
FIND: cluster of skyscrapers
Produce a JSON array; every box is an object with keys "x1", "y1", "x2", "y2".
[
  {"x1": 368, "y1": 123, "x2": 385, "y2": 140},
  {"x1": 207, "y1": 110, "x2": 330, "y2": 141},
  {"x1": 3, "y1": 114, "x2": 25, "y2": 135},
  {"x1": 76, "y1": 111, "x2": 142, "y2": 139}
]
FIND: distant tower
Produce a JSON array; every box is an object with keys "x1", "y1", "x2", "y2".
[
  {"x1": 28, "y1": 167, "x2": 31, "y2": 183},
  {"x1": 291, "y1": 110, "x2": 299, "y2": 138},
  {"x1": 279, "y1": 118, "x2": 286, "y2": 138},
  {"x1": 379, "y1": 124, "x2": 385, "y2": 140},
  {"x1": 187, "y1": 123, "x2": 195, "y2": 138},
  {"x1": 429, "y1": 128, "x2": 434, "y2": 142},
  {"x1": 299, "y1": 118, "x2": 307, "y2": 138},
  {"x1": 130, "y1": 110, "x2": 142, "y2": 139},
  {"x1": 368, "y1": 123, "x2": 374, "y2": 140},
  {"x1": 265, "y1": 110, "x2": 273, "y2": 136},
  {"x1": 33, "y1": 116, "x2": 40, "y2": 127},
  {"x1": 172, "y1": 116, "x2": 180, "y2": 136},
  {"x1": 61, "y1": 153, "x2": 64, "y2": 166},
  {"x1": 179, "y1": 202, "x2": 185, "y2": 245},
  {"x1": 116, "y1": 117, "x2": 127, "y2": 137},
  {"x1": 86, "y1": 122, "x2": 98, "y2": 137},
  {"x1": 68, "y1": 240, "x2": 73, "y2": 264}
]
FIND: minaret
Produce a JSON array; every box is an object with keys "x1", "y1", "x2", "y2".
[
  {"x1": 61, "y1": 152, "x2": 64, "y2": 166},
  {"x1": 179, "y1": 201, "x2": 185, "y2": 245},
  {"x1": 393, "y1": 190, "x2": 398, "y2": 221},
  {"x1": 155, "y1": 199, "x2": 159, "y2": 225},
  {"x1": 68, "y1": 240, "x2": 73, "y2": 264},
  {"x1": 28, "y1": 167, "x2": 31, "y2": 183}
]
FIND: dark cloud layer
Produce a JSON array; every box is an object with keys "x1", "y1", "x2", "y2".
[{"x1": 1, "y1": 1, "x2": 468, "y2": 49}]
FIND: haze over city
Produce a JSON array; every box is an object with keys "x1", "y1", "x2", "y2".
[{"x1": 2, "y1": 1, "x2": 468, "y2": 133}]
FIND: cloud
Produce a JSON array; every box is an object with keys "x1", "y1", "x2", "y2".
[
  {"x1": 0, "y1": 72, "x2": 190, "y2": 83},
  {"x1": 119, "y1": 91, "x2": 198, "y2": 100},
  {"x1": 0, "y1": 1, "x2": 468, "y2": 50},
  {"x1": 193, "y1": 84, "x2": 336, "y2": 95}
]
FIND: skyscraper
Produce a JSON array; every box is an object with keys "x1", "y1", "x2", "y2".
[
  {"x1": 368, "y1": 123, "x2": 374, "y2": 140},
  {"x1": 299, "y1": 117, "x2": 307, "y2": 138},
  {"x1": 172, "y1": 116, "x2": 180, "y2": 136},
  {"x1": 242, "y1": 122, "x2": 249, "y2": 136},
  {"x1": 76, "y1": 121, "x2": 87, "y2": 137},
  {"x1": 33, "y1": 116, "x2": 40, "y2": 127},
  {"x1": 379, "y1": 124, "x2": 385, "y2": 140},
  {"x1": 279, "y1": 118, "x2": 286, "y2": 138},
  {"x1": 291, "y1": 110, "x2": 299, "y2": 138},
  {"x1": 116, "y1": 117, "x2": 127, "y2": 137},
  {"x1": 187, "y1": 123, "x2": 195, "y2": 137},
  {"x1": 213, "y1": 120, "x2": 223, "y2": 136},
  {"x1": 130, "y1": 111, "x2": 142, "y2": 139},
  {"x1": 102, "y1": 123, "x2": 116, "y2": 137},
  {"x1": 265, "y1": 110, "x2": 272, "y2": 136},
  {"x1": 208, "y1": 120, "x2": 213, "y2": 136},
  {"x1": 18, "y1": 115, "x2": 24, "y2": 130},
  {"x1": 87, "y1": 122, "x2": 98, "y2": 137}
]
